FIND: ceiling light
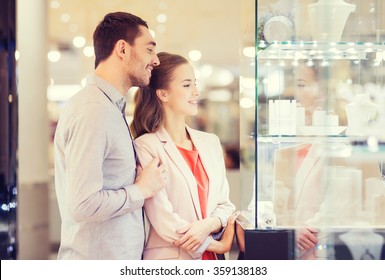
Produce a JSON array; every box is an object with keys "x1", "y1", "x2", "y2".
[
  {"x1": 83, "y1": 46, "x2": 94, "y2": 57},
  {"x1": 240, "y1": 97, "x2": 255, "y2": 109},
  {"x1": 242, "y1": 47, "x2": 255, "y2": 58},
  {"x1": 48, "y1": 51, "x2": 61, "y2": 62},
  {"x1": 73, "y1": 36, "x2": 86, "y2": 48},
  {"x1": 157, "y1": 14, "x2": 167, "y2": 23},
  {"x1": 188, "y1": 50, "x2": 202, "y2": 62},
  {"x1": 50, "y1": 0, "x2": 60, "y2": 9},
  {"x1": 60, "y1": 13, "x2": 71, "y2": 23}
]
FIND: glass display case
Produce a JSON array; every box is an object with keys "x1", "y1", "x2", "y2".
[{"x1": 238, "y1": 0, "x2": 385, "y2": 260}]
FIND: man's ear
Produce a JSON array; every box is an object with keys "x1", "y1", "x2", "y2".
[
  {"x1": 115, "y1": 39, "x2": 128, "y2": 59},
  {"x1": 156, "y1": 89, "x2": 168, "y2": 102}
]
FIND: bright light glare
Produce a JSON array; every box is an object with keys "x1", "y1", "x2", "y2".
[
  {"x1": 188, "y1": 50, "x2": 202, "y2": 61},
  {"x1": 48, "y1": 51, "x2": 61, "y2": 62}
]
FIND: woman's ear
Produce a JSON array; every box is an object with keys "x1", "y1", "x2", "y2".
[{"x1": 156, "y1": 89, "x2": 168, "y2": 102}]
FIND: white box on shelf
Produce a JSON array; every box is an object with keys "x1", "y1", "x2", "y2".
[{"x1": 269, "y1": 99, "x2": 297, "y2": 135}]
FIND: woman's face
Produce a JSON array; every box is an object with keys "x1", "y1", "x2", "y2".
[
  {"x1": 163, "y1": 63, "x2": 200, "y2": 117},
  {"x1": 294, "y1": 64, "x2": 323, "y2": 112}
]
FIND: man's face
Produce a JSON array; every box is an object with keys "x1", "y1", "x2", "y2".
[{"x1": 125, "y1": 25, "x2": 160, "y2": 88}]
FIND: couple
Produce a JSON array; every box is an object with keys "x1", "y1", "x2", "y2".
[{"x1": 54, "y1": 12, "x2": 237, "y2": 260}]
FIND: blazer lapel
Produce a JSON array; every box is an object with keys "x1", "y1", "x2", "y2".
[
  {"x1": 186, "y1": 126, "x2": 216, "y2": 213},
  {"x1": 156, "y1": 127, "x2": 203, "y2": 220}
]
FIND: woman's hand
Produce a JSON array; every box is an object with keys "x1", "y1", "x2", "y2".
[
  {"x1": 207, "y1": 212, "x2": 240, "y2": 254},
  {"x1": 297, "y1": 227, "x2": 318, "y2": 251},
  {"x1": 173, "y1": 217, "x2": 221, "y2": 251}
]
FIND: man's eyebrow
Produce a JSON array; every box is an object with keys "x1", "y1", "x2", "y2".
[{"x1": 148, "y1": 41, "x2": 156, "y2": 46}]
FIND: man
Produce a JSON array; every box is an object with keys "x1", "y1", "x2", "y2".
[{"x1": 54, "y1": 12, "x2": 167, "y2": 260}]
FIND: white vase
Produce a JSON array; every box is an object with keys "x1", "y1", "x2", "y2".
[{"x1": 307, "y1": 0, "x2": 356, "y2": 41}]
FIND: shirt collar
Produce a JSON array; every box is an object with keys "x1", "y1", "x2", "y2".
[
  {"x1": 116, "y1": 98, "x2": 126, "y2": 114},
  {"x1": 86, "y1": 73, "x2": 126, "y2": 112}
]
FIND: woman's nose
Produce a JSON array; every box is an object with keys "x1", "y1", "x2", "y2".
[{"x1": 193, "y1": 86, "x2": 200, "y2": 96}]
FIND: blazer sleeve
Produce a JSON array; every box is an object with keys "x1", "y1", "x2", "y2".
[{"x1": 134, "y1": 138, "x2": 212, "y2": 258}]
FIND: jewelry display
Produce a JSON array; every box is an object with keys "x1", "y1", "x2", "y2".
[
  {"x1": 258, "y1": 11, "x2": 295, "y2": 43},
  {"x1": 345, "y1": 94, "x2": 380, "y2": 136},
  {"x1": 255, "y1": 0, "x2": 385, "y2": 260},
  {"x1": 307, "y1": 0, "x2": 356, "y2": 41}
]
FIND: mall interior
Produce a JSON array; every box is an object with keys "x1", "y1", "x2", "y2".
[
  {"x1": 3, "y1": 0, "x2": 385, "y2": 261},
  {"x1": 0, "y1": 0, "x2": 255, "y2": 260}
]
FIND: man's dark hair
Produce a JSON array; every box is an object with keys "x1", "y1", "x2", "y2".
[{"x1": 93, "y1": 12, "x2": 148, "y2": 68}]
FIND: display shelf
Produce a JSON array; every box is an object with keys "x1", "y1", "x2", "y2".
[
  {"x1": 258, "y1": 41, "x2": 385, "y2": 61},
  {"x1": 239, "y1": 0, "x2": 385, "y2": 260},
  {"x1": 258, "y1": 135, "x2": 347, "y2": 141}
]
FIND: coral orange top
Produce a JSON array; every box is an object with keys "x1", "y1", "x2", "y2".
[
  {"x1": 296, "y1": 144, "x2": 312, "y2": 170},
  {"x1": 177, "y1": 146, "x2": 216, "y2": 260}
]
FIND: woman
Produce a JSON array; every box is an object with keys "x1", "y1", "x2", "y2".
[
  {"x1": 131, "y1": 52, "x2": 236, "y2": 260},
  {"x1": 294, "y1": 63, "x2": 326, "y2": 126}
]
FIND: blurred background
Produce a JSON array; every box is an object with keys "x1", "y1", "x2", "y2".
[{"x1": 0, "y1": 0, "x2": 256, "y2": 259}]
